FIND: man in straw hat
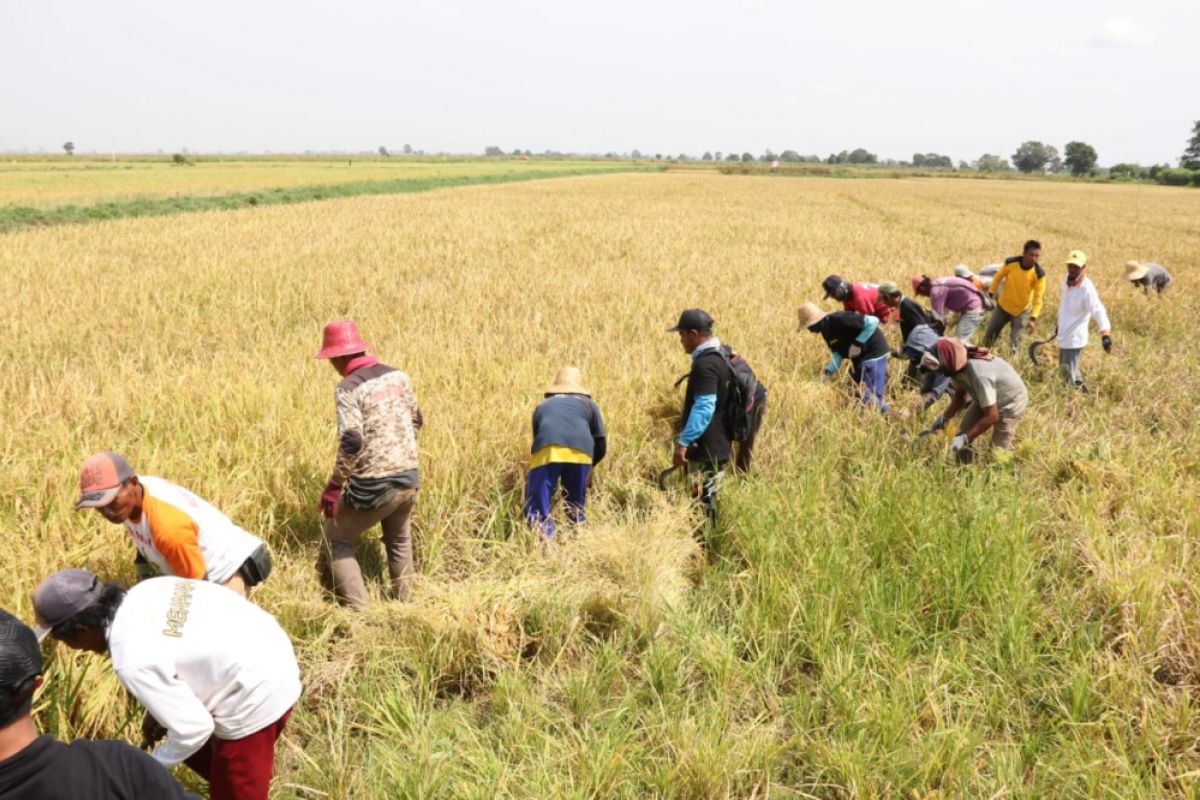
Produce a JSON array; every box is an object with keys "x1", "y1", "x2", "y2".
[
  {"x1": 72, "y1": 452, "x2": 272, "y2": 597},
  {"x1": 524, "y1": 367, "x2": 607, "y2": 539},
  {"x1": 668, "y1": 308, "x2": 735, "y2": 524},
  {"x1": 0, "y1": 608, "x2": 196, "y2": 799},
  {"x1": 314, "y1": 320, "x2": 423, "y2": 609},
  {"x1": 1056, "y1": 250, "x2": 1112, "y2": 390},
  {"x1": 798, "y1": 302, "x2": 891, "y2": 412},
  {"x1": 30, "y1": 570, "x2": 300, "y2": 800},
  {"x1": 1124, "y1": 260, "x2": 1172, "y2": 296},
  {"x1": 920, "y1": 337, "x2": 1027, "y2": 463}
]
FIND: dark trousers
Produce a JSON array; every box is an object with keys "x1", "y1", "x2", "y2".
[
  {"x1": 982, "y1": 307, "x2": 1029, "y2": 351},
  {"x1": 734, "y1": 397, "x2": 767, "y2": 472},
  {"x1": 525, "y1": 462, "x2": 590, "y2": 539}
]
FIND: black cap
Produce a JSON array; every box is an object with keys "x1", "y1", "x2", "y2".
[
  {"x1": 667, "y1": 308, "x2": 714, "y2": 333},
  {"x1": 822, "y1": 275, "x2": 847, "y2": 300},
  {"x1": 0, "y1": 609, "x2": 42, "y2": 721}
]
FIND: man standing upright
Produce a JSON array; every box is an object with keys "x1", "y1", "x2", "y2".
[
  {"x1": 315, "y1": 320, "x2": 423, "y2": 609},
  {"x1": 982, "y1": 240, "x2": 1047, "y2": 351},
  {"x1": 1056, "y1": 251, "x2": 1113, "y2": 390},
  {"x1": 668, "y1": 309, "x2": 734, "y2": 525}
]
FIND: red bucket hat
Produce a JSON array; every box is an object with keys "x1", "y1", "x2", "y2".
[{"x1": 315, "y1": 320, "x2": 371, "y2": 360}]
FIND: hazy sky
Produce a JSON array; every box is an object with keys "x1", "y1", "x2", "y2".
[{"x1": 3, "y1": 0, "x2": 1197, "y2": 164}]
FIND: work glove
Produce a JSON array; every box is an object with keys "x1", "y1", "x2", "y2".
[
  {"x1": 848, "y1": 343, "x2": 863, "y2": 359},
  {"x1": 950, "y1": 434, "x2": 970, "y2": 453},
  {"x1": 1102, "y1": 334, "x2": 1113, "y2": 353},
  {"x1": 930, "y1": 415, "x2": 946, "y2": 432},
  {"x1": 317, "y1": 480, "x2": 342, "y2": 519}
]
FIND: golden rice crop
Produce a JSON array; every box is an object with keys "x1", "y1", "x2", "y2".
[{"x1": 3, "y1": 171, "x2": 1200, "y2": 797}]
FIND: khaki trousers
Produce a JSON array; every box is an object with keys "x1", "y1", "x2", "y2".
[
  {"x1": 321, "y1": 487, "x2": 417, "y2": 610},
  {"x1": 958, "y1": 402, "x2": 1023, "y2": 463}
]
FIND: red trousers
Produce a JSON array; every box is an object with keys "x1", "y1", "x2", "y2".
[{"x1": 185, "y1": 709, "x2": 291, "y2": 800}]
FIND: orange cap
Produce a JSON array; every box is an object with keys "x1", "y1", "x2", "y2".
[{"x1": 75, "y1": 452, "x2": 134, "y2": 509}]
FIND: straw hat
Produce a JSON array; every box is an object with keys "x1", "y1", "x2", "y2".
[
  {"x1": 797, "y1": 302, "x2": 827, "y2": 331},
  {"x1": 544, "y1": 367, "x2": 589, "y2": 396},
  {"x1": 1124, "y1": 260, "x2": 1149, "y2": 281}
]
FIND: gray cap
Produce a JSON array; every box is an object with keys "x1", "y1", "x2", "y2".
[{"x1": 31, "y1": 569, "x2": 103, "y2": 642}]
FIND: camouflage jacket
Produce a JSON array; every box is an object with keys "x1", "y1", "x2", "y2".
[{"x1": 331, "y1": 362, "x2": 422, "y2": 487}]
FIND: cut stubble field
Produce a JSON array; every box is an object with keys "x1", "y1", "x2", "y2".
[{"x1": 3, "y1": 171, "x2": 1200, "y2": 797}]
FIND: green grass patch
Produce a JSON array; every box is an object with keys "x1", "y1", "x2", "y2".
[{"x1": 0, "y1": 164, "x2": 661, "y2": 234}]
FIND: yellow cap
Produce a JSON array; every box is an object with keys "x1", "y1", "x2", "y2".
[{"x1": 1066, "y1": 250, "x2": 1088, "y2": 267}]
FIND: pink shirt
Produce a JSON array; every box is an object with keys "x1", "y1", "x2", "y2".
[{"x1": 929, "y1": 277, "x2": 983, "y2": 317}]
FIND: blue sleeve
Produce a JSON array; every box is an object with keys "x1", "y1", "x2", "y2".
[
  {"x1": 679, "y1": 394, "x2": 716, "y2": 446},
  {"x1": 826, "y1": 351, "x2": 844, "y2": 373},
  {"x1": 855, "y1": 315, "x2": 879, "y2": 343}
]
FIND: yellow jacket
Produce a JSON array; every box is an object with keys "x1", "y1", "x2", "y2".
[{"x1": 991, "y1": 257, "x2": 1047, "y2": 318}]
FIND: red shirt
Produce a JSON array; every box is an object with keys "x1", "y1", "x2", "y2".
[{"x1": 843, "y1": 283, "x2": 892, "y2": 322}]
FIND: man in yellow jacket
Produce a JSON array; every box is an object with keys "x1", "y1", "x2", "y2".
[{"x1": 981, "y1": 239, "x2": 1047, "y2": 351}]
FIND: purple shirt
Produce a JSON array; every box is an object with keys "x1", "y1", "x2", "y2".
[{"x1": 929, "y1": 277, "x2": 983, "y2": 317}]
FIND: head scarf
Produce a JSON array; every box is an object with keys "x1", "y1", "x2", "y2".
[{"x1": 934, "y1": 337, "x2": 992, "y2": 375}]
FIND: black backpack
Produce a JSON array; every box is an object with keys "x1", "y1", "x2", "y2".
[{"x1": 676, "y1": 345, "x2": 765, "y2": 442}]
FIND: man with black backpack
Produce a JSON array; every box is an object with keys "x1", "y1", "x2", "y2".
[{"x1": 668, "y1": 308, "x2": 735, "y2": 524}]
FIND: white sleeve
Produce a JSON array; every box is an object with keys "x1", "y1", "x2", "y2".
[
  {"x1": 1089, "y1": 285, "x2": 1112, "y2": 332},
  {"x1": 118, "y1": 664, "x2": 215, "y2": 766}
]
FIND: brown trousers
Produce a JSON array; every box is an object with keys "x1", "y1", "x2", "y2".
[{"x1": 321, "y1": 487, "x2": 417, "y2": 610}]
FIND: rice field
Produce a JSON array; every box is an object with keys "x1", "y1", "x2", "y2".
[{"x1": 3, "y1": 170, "x2": 1200, "y2": 797}]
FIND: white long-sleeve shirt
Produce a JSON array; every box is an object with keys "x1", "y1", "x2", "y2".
[
  {"x1": 108, "y1": 577, "x2": 302, "y2": 766},
  {"x1": 1056, "y1": 276, "x2": 1111, "y2": 349}
]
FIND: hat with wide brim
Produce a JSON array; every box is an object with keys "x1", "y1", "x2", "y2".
[
  {"x1": 1124, "y1": 260, "x2": 1149, "y2": 281},
  {"x1": 797, "y1": 302, "x2": 827, "y2": 331},
  {"x1": 315, "y1": 320, "x2": 371, "y2": 360},
  {"x1": 545, "y1": 367, "x2": 589, "y2": 396}
]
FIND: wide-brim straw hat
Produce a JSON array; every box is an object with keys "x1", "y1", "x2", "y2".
[
  {"x1": 545, "y1": 367, "x2": 589, "y2": 396},
  {"x1": 797, "y1": 302, "x2": 827, "y2": 331},
  {"x1": 1124, "y1": 260, "x2": 1149, "y2": 281}
]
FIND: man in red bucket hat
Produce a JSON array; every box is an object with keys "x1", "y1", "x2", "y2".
[{"x1": 314, "y1": 321, "x2": 423, "y2": 609}]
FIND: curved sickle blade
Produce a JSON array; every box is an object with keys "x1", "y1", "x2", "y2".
[{"x1": 657, "y1": 464, "x2": 683, "y2": 490}]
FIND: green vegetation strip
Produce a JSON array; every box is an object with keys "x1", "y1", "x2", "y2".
[{"x1": 0, "y1": 165, "x2": 662, "y2": 234}]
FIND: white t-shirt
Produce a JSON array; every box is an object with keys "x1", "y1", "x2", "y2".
[
  {"x1": 124, "y1": 477, "x2": 263, "y2": 584},
  {"x1": 109, "y1": 577, "x2": 302, "y2": 766}
]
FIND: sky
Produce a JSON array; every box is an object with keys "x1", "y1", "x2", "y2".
[{"x1": 2, "y1": 0, "x2": 1197, "y2": 165}]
